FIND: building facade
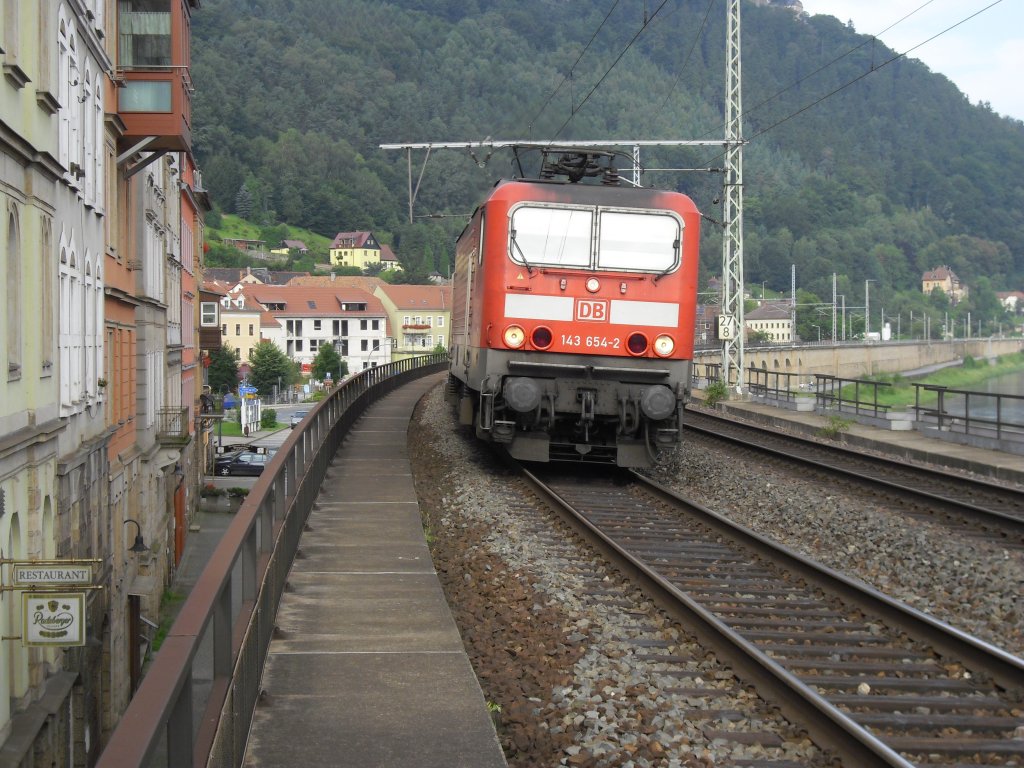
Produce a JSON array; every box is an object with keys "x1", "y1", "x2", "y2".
[
  {"x1": 0, "y1": 0, "x2": 204, "y2": 763},
  {"x1": 373, "y1": 283, "x2": 452, "y2": 358}
]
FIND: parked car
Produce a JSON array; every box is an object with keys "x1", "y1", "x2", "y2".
[
  {"x1": 290, "y1": 410, "x2": 309, "y2": 428},
  {"x1": 215, "y1": 450, "x2": 272, "y2": 476}
]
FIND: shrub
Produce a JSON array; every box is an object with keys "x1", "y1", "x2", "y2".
[
  {"x1": 200, "y1": 483, "x2": 225, "y2": 498},
  {"x1": 261, "y1": 408, "x2": 277, "y2": 428},
  {"x1": 226, "y1": 487, "x2": 250, "y2": 498},
  {"x1": 818, "y1": 414, "x2": 852, "y2": 439},
  {"x1": 703, "y1": 380, "x2": 729, "y2": 408}
]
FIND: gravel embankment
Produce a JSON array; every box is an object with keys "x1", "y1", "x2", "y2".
[{"x1": 410, "y1": 386, "x2": 1024, "y2": 767}]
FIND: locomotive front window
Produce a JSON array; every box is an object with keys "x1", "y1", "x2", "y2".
[
  {"x1": 597, "y1": 211, "x2": 680, "y2": 273},
  {"x1": 509, "y1": 207, "x2": 592, "y2": 268}
]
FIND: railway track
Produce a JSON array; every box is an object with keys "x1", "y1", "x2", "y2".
[
  {"x1": 682, "y1": 408, "x2": 1024, "y2": 548},
  {"x1": 522, "y1": 464, "x2": 1024, "y2": 768}
]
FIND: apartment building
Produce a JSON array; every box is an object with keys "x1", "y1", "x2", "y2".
[{"x1": 0, "y1": 1, "x2": 205, "y2": 763}]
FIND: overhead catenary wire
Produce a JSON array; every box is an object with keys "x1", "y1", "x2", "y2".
[{"x1": 694, "y1": 0, "x2": 1004, "y2": 168}]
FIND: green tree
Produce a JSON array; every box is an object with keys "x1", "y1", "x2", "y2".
[
  {"x1": 311, "y1": 342, "x2": 347, "y2": 383},
  {"x1": 208, "y1": 344, "x2": 240, "y2": 395},
  {"x1": 248, "y1": 341, "x2": 297, "y2": 397}
]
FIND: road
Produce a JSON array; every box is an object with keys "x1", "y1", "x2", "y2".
[{"x1": 205, "y1": 403, "x2": 309, "y2": 489}]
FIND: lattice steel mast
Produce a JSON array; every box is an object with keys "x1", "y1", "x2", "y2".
[{"x1": 720, "y1": 0, "x2": 745, "y2": 391}]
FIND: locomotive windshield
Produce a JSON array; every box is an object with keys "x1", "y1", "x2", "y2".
[
  {"x1": 509, "y1": 207, "x2": 591, "y2": 267},
  {"x1": 509, "y1": 205, "x2": 681, "y2": 273}
]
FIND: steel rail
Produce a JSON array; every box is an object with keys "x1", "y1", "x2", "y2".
[
  {"x1": 516, "y1": 463, "x2": 1024, "y2": 767},
  {"x1": 684, "y1": 409, "x2": 1024, "y2": 540}
]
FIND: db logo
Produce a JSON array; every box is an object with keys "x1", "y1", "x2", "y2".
[{"x1": 575, "y1": 299, "x2": 608, "y2": 322}]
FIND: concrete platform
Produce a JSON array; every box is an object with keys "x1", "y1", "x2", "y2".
[
  {"x1": 708, "y1": 397, "x2": 1024, "y2": 486},
  {"x1": 242, "y1": 374, "x2": 507, "y2": 768}
]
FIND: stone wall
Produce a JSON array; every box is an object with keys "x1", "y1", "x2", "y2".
[{"x1": 695, "y1": 338, "x2": 1023, "y2": 383}]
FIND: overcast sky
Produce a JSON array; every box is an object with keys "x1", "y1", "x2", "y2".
[{"x1": 797, "y1": 0, "x2": 1023, "y2": 121}]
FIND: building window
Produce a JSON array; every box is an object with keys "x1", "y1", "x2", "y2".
[
  {"x1": 201, "y1": 301, "x2": 218, "y2": 325},
  {"x1": 360, "y1": 339, "x2": 368, "y2": 351},
  {"x1": 235, "y1": 348, "x2": 241, "y2": 359},
  {"x1": 372, "y1": 319, "x2": 379, "y2": 331},
  {"x1": 310, "y1": 339, "x2": 319, "y2": 352},
  {"x1": 235, "y1": 324, "x2": 240, "y2": 336},
  {"x1": 294, "y1": 340, "x2": 303, "y2": 352},
  {"x1": 437, "y1": 316, "x2": 444, "y2": 327},
  {"x1": 221, "y1": 323, "x2": 226, "y2": 335},
  {"x1": 119, "y1": 0, "x2": 171, "y2": 68},
  {"x1": 360, "y1": 320, "x2": 367, "y2": 331},
  {"x1": 313, "y1": 319, "x2": 322, "y2": 331}
]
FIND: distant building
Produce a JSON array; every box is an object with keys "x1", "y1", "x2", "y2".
[
  {"x1": 330, "y1": 231, "x2": 384, "y2": 270},
  {"x1": 996, "y1": 291, "x2": 1024, "y2": 313},
  {"x1": 373, "y1": 284, "x2": 453, "y2": 357},
  {"x1": 922, "y1": 266, "x2": 968, "y2": 304},
  {"x1": 745, "y1": 302, "x2": 793, "y2": 343},
  {"x1": 235, "y1": 284, "x2": 391, "y2": 372}
]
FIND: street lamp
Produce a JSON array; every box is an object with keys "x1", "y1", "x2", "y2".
[
  {"x1": 366, "y1": 337, "x2": 390, "y2": 368},
  {"x1": 124, "y1": 519, "x2": 148, "y2": 553}
]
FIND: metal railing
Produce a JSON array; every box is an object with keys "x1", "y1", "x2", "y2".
[
  {"x1": 156, "y1": 406, "x2": 190, "y2": 445},
  {"x1": 96, "y1": 354, "x2": 447, "y2": 768},
  {"x1": 912, "y1": 384, "x2": 1024, "y2": 442},
  {"x1": 746, "y1": 368, "x2": 807, "y2": 403},
  {"x1": 814, "y1": 374, "x2": 892, "y2": 417}
]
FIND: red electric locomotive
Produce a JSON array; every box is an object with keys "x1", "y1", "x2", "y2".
[{"x1": 448, "y1": 148, "x2": 700, "y2": 467}]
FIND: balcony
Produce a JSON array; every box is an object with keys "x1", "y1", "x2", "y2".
[
  {"x1": 156, "y1": 406, "x2": 190, "y2": 446},
  {"x1": 402, "y1": 324, "x2": 432, "y2": 334},
  {"x1": 116, "y1": 0, "x2": 198, "y2": 153}
]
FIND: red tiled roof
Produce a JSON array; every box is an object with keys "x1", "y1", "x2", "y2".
[
  {"x1": 237, "y1": 284, "x2": 388, "y2": 317},
  {"x1": 375, "y1": 283, "x2": 452, "y2": 310}
]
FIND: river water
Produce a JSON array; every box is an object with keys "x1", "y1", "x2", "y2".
[{"x1": 940, "y1": 369, "x2": 1024, "y2": 423}]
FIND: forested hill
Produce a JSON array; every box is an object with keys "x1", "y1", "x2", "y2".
[{"x1": 191, "y1": 0, "x2": 1024, "y2": 306}]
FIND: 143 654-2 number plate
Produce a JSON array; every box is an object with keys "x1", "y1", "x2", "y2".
[{"x1": 560, "y1": 334, "x2": 621, "y2": 349}]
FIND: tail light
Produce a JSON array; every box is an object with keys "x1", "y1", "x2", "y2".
[
  {"x1": 531, "y1": 326, "x2": 553, "y2": 350},
  {"x1": 626, "y1": 332, "x2": 648, "y2": 355}
]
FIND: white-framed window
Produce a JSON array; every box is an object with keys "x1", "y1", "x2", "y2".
[
  {"x1": 200, "y1": 302, "x2": 218, "y2": 326},
  {"x1": 437, "y1": 316, "x2": 444, "y2": 327}
]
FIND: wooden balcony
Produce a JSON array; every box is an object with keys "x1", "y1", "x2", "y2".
[
  {"x1": 117, "y1": 66, "x2": 193, "y2": 152},
  {"x1": 116, "y1": 0, "x2": 199, "y2": 153}
]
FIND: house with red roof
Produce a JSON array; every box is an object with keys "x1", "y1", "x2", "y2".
[
  {"x1": 237, "y1": 284, "x2": 391, "y2": 373},
  {"x1": 373, "y1": 283, "x2": 453, "y2": 357}
]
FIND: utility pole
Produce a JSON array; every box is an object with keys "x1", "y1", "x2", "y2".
[
  {"x1": 832, "y1": 273, "x2": 837, "y2": 343},
  {"x1": 720, "y1": 0, "x2": 745, "y2": 392}
]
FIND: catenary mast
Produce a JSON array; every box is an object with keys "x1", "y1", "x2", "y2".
[{"x1": 720, "y1": 0, "x2": 745, "y2": 391}]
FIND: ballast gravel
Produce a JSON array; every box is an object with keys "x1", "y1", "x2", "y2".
[{"x1": 409, "y1": 386, "x2": 1023, "y2": 767}]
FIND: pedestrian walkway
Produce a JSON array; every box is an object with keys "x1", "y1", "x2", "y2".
[{"x1": 240, "y1": 374, "x2": 506, "y2": 767}]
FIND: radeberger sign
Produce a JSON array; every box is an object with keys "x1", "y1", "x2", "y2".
[{"x1": 23, "y1": 593, "x2": 86, "y2": 647}]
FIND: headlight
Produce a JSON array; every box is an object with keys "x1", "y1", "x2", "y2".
[
  {"x1": 585, "y1": 277, "x2": 601, "y2": 293},
  {"x1": 503, "y1": 325, "x2": 526, "y2": 348},
  {"x1": 653, "y1": 334, "x2": 675, "y2": 357}
]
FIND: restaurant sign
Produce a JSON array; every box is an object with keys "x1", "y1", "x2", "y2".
[{"x1": 13, "y1": 565, "x2": 93, "y2": 587}]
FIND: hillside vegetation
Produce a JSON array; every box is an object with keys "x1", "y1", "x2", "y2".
[{"x1": 191, "y1": 0, "x2": 1024, "y2": 334}]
